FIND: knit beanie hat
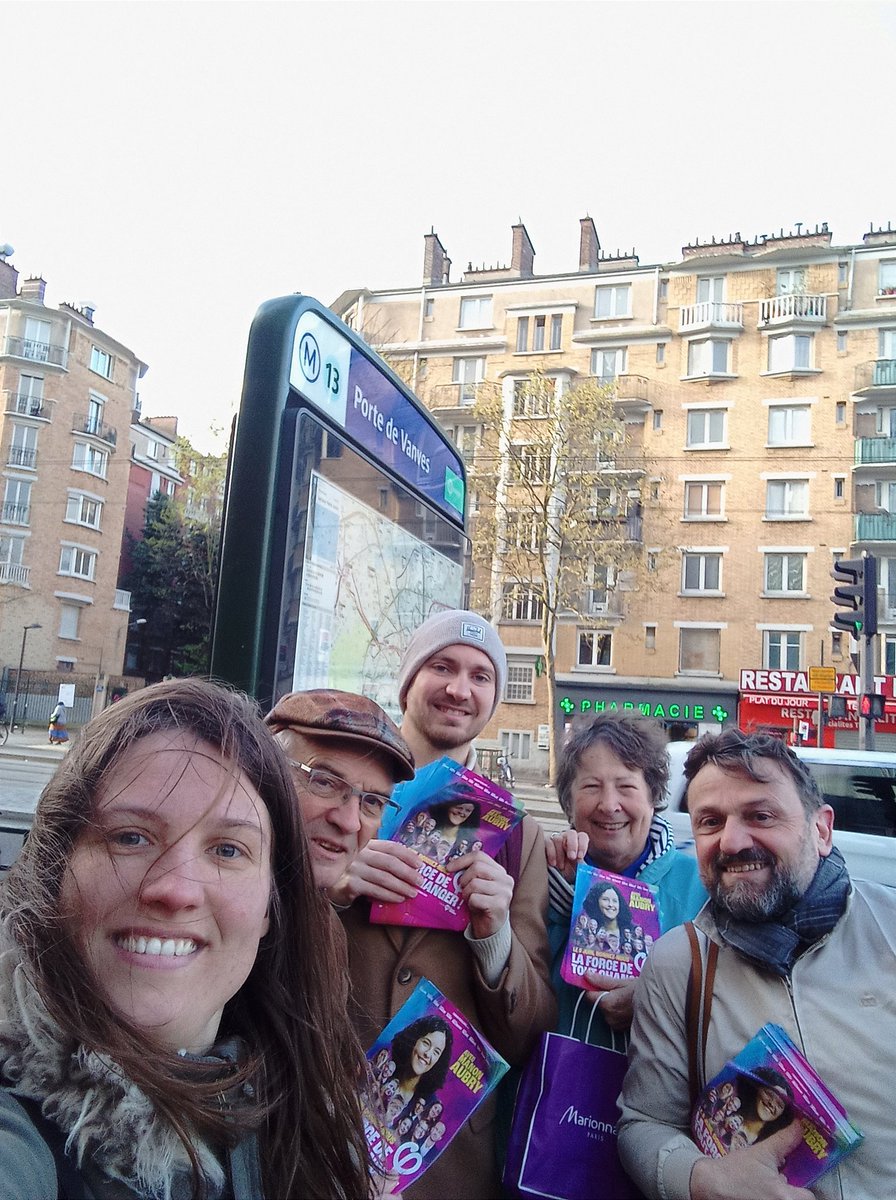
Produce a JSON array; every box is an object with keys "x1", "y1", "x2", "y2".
[{"x1": 397, "y1": 610, "x2": 507, "y2": 718}]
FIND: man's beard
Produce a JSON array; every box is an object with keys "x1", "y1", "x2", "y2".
[{"x1": 706, "y1": 849, "x2": 815, "y2": 922}]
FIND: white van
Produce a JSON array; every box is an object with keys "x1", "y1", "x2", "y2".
[{"x1": 664, "y1": 743, "x2": 895, "y2": 887}]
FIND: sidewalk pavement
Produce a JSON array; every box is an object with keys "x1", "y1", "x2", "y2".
[{"x1": 0, "y1": 727, "x2": 71, "y2": 761}]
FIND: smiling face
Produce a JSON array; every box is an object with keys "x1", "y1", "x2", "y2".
[
  {"x1": 277, "y1": 730, "x2": 395, "y2": 890},
  {"x1": 401, "y1": 645, "x2": 496, "y2": 763},
  {"x1": 756, "y1": 1085, "x2": 787, "y2": 1123},
  {"x1": 448, "y1": 802, "x2": 475, "y2": 826},
  {"x1": 571, "y1": 742, "x2": 655, "y2": 873},
  {"x1": 411, "y1": 1029, "x2": 447, "y2": 1078},
  {"x1": 688, "y1": 760, "x2": 833, "y2": 921},
  {"x1": 598, "y1": 887, "x2": 620, "y2": 923},
  {"x1": 60, "y1": 732, "x2": 272, "y2": 1054}
]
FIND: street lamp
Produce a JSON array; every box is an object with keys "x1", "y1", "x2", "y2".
[{"x1": 10, "y1": 623, "x2": 41, "y2": 732}]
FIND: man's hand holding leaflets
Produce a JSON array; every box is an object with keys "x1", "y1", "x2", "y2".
[
  {"x1": 352, "y1": 757, "x2": 524, "y2": 933},
  {"x1": 689, "y1": 1023, "x2": 863, "y2": 1195},
  {"x1": 690, "y1": 1123, "x2": 813, "y2": 1200}
]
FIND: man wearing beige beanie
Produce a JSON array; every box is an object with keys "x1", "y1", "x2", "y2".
[
  {"x1": 335, "y1": 609, "x2": 555, "y2": 1199},
  {"x1": 396, "y1": 608, "x2": 508, "y2": 771}
]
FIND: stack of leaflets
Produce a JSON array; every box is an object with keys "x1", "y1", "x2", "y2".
[
  {"x1": 561, "y1": 863, "x2": 661, "y2": 988},
  {"x1": 370, "y1": 757, "x2": 524, "y2": 931},
  {"x1": 363, "y1": 978, "x2": 509, "y2": 1194},
  {"x1": 691, "y1": 1023, "x2": 863, "y2": 1187}
]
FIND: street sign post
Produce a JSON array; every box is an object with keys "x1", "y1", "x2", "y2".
[{"x1": 808, "y1": 666, "x2": 836, "y2": 693}]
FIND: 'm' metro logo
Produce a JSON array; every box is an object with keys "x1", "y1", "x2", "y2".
[{"x1": 298, "y1": 332, "x2": 320, "y2": 383}]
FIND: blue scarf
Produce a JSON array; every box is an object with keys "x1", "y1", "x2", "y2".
[{"x1": 713, "y1": 847, "x2": 851, "y2": 978}]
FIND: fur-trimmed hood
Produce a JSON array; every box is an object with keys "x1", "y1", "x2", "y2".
[{"x1": 0, "y1": 926, "x2": 229, "y2": 1200}]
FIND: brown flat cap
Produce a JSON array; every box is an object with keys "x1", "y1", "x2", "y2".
[{"x1": 265, "y1": 689, "x2": 415, "y2": 782}]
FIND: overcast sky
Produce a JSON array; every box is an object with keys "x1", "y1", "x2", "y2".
[{"x1": 4, "y1": 1, "x2": 896, "y2": 451}]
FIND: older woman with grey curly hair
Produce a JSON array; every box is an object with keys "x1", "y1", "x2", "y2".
[{"x1": 546, "y1": 712, "x2": 708, "y2": 1047}]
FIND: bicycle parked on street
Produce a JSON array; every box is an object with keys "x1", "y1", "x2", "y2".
[{"x1": 497, "y1": 752, "x2": 514, "y2": 790}]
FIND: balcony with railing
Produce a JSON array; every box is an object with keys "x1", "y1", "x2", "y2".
[
  {"x1": 3, "y1": 391, "x2": 48, "y2": 420},
  {"x1": 582, "y1": 588, "x2": 625, "y2": 618},
  {"x1": 0, "y1": 562, "x2": 30, "y2": 587},
  {"x1": 856, "y1": 437, "x2": 896, "y2": 466},
  {"x1": 1, "y1": 335, "x2": 68, "y2": 368},
  {"x1": 72, "y1": 414, "x2": 118, "y2": 447},
  {"x1": 607, "y1": 373, "x2": 651, "y2": 421},
  {"x1": 7, "y1": 446, "x2": 36, "y2": 469},
  {"x1": 759, "y1": 294, "x2": 828, "y2": 325},
  {"x1": 432, "y1": 381, "x2": 484, "y2": 412},
  {"x1": 0, "y1": 503, "x2": 30, "y2": 526},
  {"x1": 856, "y1": 512, "x2": 896, "y2": 541},
  {"x1": 854, "y1": 359, "x2": 896, "y2": 395},
  {"x1": 679, "y1": 301, "x2": 744, "y2": 333}
]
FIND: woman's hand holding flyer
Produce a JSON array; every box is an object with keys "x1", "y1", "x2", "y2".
[{"x1": 545, "y1": 829, "x2": 589, "y2": 881}]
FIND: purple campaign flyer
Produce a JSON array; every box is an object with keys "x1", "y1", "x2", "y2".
[
  {"x1": 691, "y1": 1023, "x2": 863, "y2": 1187},
  {"x1": 363, "y1": 978, "x2": 508, "y2": 1194},
  {"x1": 561, "y1": 864, "x2": 661, "y2": 986},
  {"x1": 370, "y1": 758, "x2": 523, "y2": 931}
]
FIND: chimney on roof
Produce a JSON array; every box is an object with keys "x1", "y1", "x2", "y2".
[
  {"x1": 423, "y1": 230, "x2": 450, "y2": 286},
  {"x1": 579, "y1": 216, "x2": 600, "y2": 272},
  {"x1": 511, "y1": 222, "x2": 535, "y2": 278},
  {"x1": 0, "y1": 255, "x2": 17, "y2": 301},
  {"x1": 145, "y1": 416, "x2": 179, "y2": 439},
  {"x1": 19, "y1": 276, "x2": 46, "y2": 303}
]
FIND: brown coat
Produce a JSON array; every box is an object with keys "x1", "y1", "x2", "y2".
[{"x1": 341, "y1": 814, "x2": 555, "y2": 1199}]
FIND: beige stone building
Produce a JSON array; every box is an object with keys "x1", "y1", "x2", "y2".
[
  {"x1": 335, "y1": 218, "x2": 896, "y2": 769},
  {"x1": 0, "y1": 252, "x2": 146, "y2": 720}
]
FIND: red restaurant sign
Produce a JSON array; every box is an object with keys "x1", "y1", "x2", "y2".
[{"x1": 738, "y1": 669, "x2": 896, "y2": 744}]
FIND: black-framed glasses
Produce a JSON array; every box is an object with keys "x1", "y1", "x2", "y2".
[{"x1": 289, "y1": 761, "x2": 399, "y2": 821}]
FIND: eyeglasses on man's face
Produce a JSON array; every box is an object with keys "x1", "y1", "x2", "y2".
[{"x1": 289, "y1": 761, "x2": 399, "y2": 821}]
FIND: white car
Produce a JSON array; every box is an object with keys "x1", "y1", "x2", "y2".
[{"x1": 664, "y1": 743, "x2": 895, "y2": 888}]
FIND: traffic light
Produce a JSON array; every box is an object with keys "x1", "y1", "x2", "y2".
[
  {"x1": 831, "y1": 554, "x2": 878, "y2": 637},
  {"x1": 859, "y1": 693, "x2": 885, "y2": 719},
  {"x1": 828, "y1": 695, "x2": 848, "y2": 718}
]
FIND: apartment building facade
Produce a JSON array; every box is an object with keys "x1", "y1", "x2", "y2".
[
  {"x1": 0, "y1": 252, "x2": 146, "y2": 701},
  {"x1": 120, "y1": 413, "x2": 183, "y2": 583},
  {"x1": 334, "y1": 218, "x2": 896, "y2": 768}
]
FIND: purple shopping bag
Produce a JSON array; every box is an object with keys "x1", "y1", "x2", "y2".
[{"x1": 503, "y1": 1032, "x2": 641, "y2": 1200}]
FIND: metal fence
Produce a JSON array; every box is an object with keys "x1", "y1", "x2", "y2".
[{"x1": 0, "y1": 668, "x2": 133, "y2": 729}]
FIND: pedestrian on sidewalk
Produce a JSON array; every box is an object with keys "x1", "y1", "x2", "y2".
[{"x1": 48, "y1": 700, "x2": 68, "y2": 745}]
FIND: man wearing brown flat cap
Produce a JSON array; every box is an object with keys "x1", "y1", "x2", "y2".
[{"x1": 265, "y1": 689, "x2": 415, "y2": 893}]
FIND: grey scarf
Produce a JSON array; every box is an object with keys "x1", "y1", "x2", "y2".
[{"x1": 0, "y1": 935, "x2": 230, "y2": 1200}]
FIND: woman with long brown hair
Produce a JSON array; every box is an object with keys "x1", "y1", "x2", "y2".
[{"x1": 0, "y1": 678, "x2": 372, "y2": 1198}]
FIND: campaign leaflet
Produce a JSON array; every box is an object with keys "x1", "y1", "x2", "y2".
[
  {"x1": 691, "y1": 1023, "x2": 864, "y2": 1188},
  {"x1": 370, "y1": 757, "x2": 524, "y2": 932},
  {"x1": 364, "y1": 978, "x2": 509, "y2": 1194},
  {"x1": 560, "y1": 864, "x2": 661, "y2": 988}
]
